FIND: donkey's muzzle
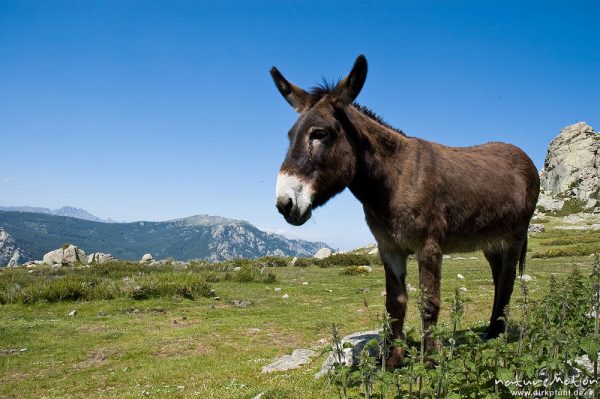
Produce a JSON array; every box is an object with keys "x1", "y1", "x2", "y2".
[
  {"x1": 275, "y1": 194, "x2": 312, "y2": 226},
  {"x1": 275, "y1": 172, "x2": 314, "y2": 226}
]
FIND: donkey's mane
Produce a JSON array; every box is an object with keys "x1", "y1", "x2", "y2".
[{"x1": 309, "y1": 80, "x2": 406, "y2": 136}]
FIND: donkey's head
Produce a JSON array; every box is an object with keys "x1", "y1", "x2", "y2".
[{"x1": 270, "y1": 55, "x2": 368, "y2": 225}]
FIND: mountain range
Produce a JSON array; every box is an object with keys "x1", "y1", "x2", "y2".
[
  {"x1": 0, "y1": 210, "x2": 330, "y2": 266},
  {"x1": 0, "y1": 206, "x2": 110, "y2": 223}
]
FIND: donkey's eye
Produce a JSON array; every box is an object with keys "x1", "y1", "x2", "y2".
[{"x1": 309, "y1": 129, "x2": 329, "y2": 141}]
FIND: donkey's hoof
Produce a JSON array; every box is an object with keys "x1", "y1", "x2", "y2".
[{"x1": 385, "y1": 346, "x2": 406, "y2": 369}]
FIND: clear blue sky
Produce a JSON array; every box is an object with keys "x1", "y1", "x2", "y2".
[{"x1": 1, "y1": 1, "x2": 599, "y2": 250}]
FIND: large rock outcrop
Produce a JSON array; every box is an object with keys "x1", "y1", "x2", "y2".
[
  {"x1": 43, "y1": 245, "x2": 87, "y2": 265},
  {"x1": 0, "y1": 228, "x2": 31, "y2": 267},
  {"x1": 539, "y1": 122, "x2": 599, "y2": 210}
]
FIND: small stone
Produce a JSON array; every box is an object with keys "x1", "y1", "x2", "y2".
[
  {"x1": 455, "y1": 257, "x2": 466, "y2": 260},
  {"x1": 261, "y1": 349, "x2": 316, "y2": 373},
  {"x1": 318, "y1": 338, "x2": 328, "y2": 345},
  {"x1": 380, "y1": 290, "x2": 386, "y2": 296},
  {"x1": 213, "y1": 296, "x2": 221, "y2": 301},
  {"x1": 232, "y1": 300, "x2": 251, "y2": 308},
  {"x1": 520, "y1": 274, "x2": 533, "y2": 282},
  {"x1": 457, "y1": 274, "x2": 465, "y2": 280},
  {"x1": 302, "y1": 281, "x2": 309, "y2": 285},
  {"x1": 68, "y1": 310, "x2": 77, "y2": 316},
  {"x1": 140, "y1": 253, "x2": 153, "y2": 263},
  {"x1": 282, "y1": 294, "x2": 289, "y2": 299},
  {"x1": 460, "y1": 287, "x2": 468, "y2": 292},
  {"x1": 249, "y1": 328, "x2": 262, "y2": 333},
  {"x1": 233, "y1": 266, "x2": 241, "y2": 271},
  {"x1": 443, "y1": 255, "x2": 451, "y2": 259},
  {"x1": 274, "y1": 287, "x2": 282, "y2": 292},
  {"x1": 325, "y1": 289, "x2": 333, "y2": 293}
]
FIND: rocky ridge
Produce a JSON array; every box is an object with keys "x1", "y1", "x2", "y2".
[{"x1": 538, "y1": 122, "x2": 599, "y2": 212}]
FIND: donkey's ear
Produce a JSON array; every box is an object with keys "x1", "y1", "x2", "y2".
[
  {"x1": 331, "y1": 55, "x2": 368, "y2": 106},
  {"x1": 270, "y1": 67, "x2": 310, "y2": 113}
]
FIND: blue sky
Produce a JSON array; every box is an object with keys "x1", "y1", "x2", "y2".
[{"x1": 1, "y1": 1, "x2": 599, "y2": 250}]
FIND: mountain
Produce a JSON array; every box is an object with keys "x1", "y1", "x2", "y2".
[
  {"x1": 0, "y1": 211, "x2": 330, "y2": 265},
  {"x1": 537, "y1": 122, "x2": 600, "y2": 213},
  {"x1": 0, "y1": 206, "x2": 107, "y2": 223}
]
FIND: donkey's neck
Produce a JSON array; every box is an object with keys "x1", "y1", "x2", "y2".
[{"x1": 345, "y1": 105, "x2": 410, "y2": 217}]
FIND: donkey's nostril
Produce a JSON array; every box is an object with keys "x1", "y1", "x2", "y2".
[{"x1": 276, "y1": 196, "x2": 294, "y2": 216}]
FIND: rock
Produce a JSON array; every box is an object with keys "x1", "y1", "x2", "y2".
[
  {"x1": 261, "y1": 349, "x2": 316, "y2": 373},
  {"x1": 457, "y1": 274, "x2": 465, "y2": 280},
  {"x1": 528, "y1": 224, "x2": 546, "y2": 234},
  {"x1": 140, "y1": 254, "x2": 153, "y2": 263},
  {"x1": 87, "y1": 252, "x2": 115, "y2": 264},
  {"x1": 282, "y1": 294, "x2": 289, "y2": 299},
  {"x1": 63, "y1": 245, "x2": 86, "y2": 264},
  {"x1": 274, "y1": 287, "x2": 282, "y2": 292},
  {"x1": 251, "y1": 392, "x2": 266, "y2": 399},
  {"x1": 536, "y1": 191, "x2": 565, "y2": 212},
  {"x1": 249, "y1": 328, "x2": 261, "y2": 333},
  {"x1": 0, "y1": 228, "x2": 32, "y2": 267},
  {"x1": 368, "y1": 247, "x2": 379, "y2": 255},
  {"x1": 585, "y1": 310, "x2": 597, "y2": 318},
  {"x1": 460, "y1": 287, "x2": 468, "y2": 292},
  {"x1": 232, "y1": 300, "x2": 251, "y2": 308},
  {"x1": 443, "y1": 254, "x2": 451, "y2": 259},
  {"x1": 7, "y1": 249, "x2": 22, "y2": 267},
  {"x1": 302, "y1": 281, "x2": 309, "y2": 285},
  {"x1": 539, "y1": 122, "x2": 600, "y2": 211},
  {"x1": 233, "y1": 266, "x2": 241, "y2": 271},
  {"x1": 43, "y1": 245, "x2": 86, "y2": 265},
  {"x1": 454, "y1": 257, "x2": 466, "y2": 260},
  {"x1": 314, "y1": 247, "x2": 332, "y2": 259},
  {"x1": 68, "y1": 310, "x2": 77, "y2": 316},
  {"x1": 316, "y1": 330, "x2": 380, "y2": 378},
  {"x1": 520, "y1": 274, "x2": 533, "y2": 281}
]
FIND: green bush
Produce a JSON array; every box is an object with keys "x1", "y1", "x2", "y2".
[
  {"x1": 254, "y1": 256, "x2": 289, "y2": 268},
  {"x1": 293, "y1": 258, "x2": 315, "y2": 268},
  {"x1": 0, "y1": 263, "x2": 215, "y2": 304},
  {"x1": 316, "y1": 253, "x2": 373, "y2": 268},
  {"x1": 340, "y1": 266, "x2": 370, "y2": 276}
]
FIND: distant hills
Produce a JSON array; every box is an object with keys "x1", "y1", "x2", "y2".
[
  {"x1": 0, "y1": 206, "x2": 109, "y2": 223},
  {"x1": 0, "y1": 210, "x2": 330, "y2": 265}
]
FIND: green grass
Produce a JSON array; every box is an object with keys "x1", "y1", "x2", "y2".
[{"x1": 0, "y1": 227, "x2": 598, "y2": 398}]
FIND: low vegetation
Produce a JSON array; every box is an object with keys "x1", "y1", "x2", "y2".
[
  {"x1": 0, "y1": 226, "x2": 598, "y2": 398},
  {"x1": 327, "y1": 261, "x2": 600, "y2": 398}
]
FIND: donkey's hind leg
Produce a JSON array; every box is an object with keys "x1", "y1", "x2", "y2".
[
  {"x1": 484, "y1": 240, "x2": 522, "y2": 339},
  {"x1": 380, "y1": 248, "x2": 409, "y2": 368}
]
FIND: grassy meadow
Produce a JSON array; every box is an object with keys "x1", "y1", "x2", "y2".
[{"x1": 1, "y1": 220, "x2": 599, "y2": 398}]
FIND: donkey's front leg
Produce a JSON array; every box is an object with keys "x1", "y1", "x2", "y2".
[
  {"x1": 380, "y1": 248, "x2": 408, "y2": 368},
  {"x1": 416, "y1": 239, "x2": 443, "y2": 353}
]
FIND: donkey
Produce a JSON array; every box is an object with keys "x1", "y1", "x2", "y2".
[{"x1": 270, "y1": 55, "x2": 540, "y2": 366}]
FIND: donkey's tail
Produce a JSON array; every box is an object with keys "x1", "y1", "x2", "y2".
[{"x1": 518, "y1": 237, "x2": 528, "y2": 276}]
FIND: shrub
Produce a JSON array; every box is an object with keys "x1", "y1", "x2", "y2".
[
  {"x1": 0, "y1": 263, "x2": 215, "y2": 304},
  {"x1": 317, "y1": 253, "x2": 373, "y2": 268},
  {"x1": 254, "y1": 256, "x2": 289, "y2": 268},
  {"x1": 340, "y1": 266, "x2": 370, "y2": 276},
  {"x1": 293, "y1": 258, "x2": 315, "y2": 268}
]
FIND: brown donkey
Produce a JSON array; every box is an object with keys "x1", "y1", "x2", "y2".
[{"x1": 271, "y1": 55, "x2": 540, "y2": 366}]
